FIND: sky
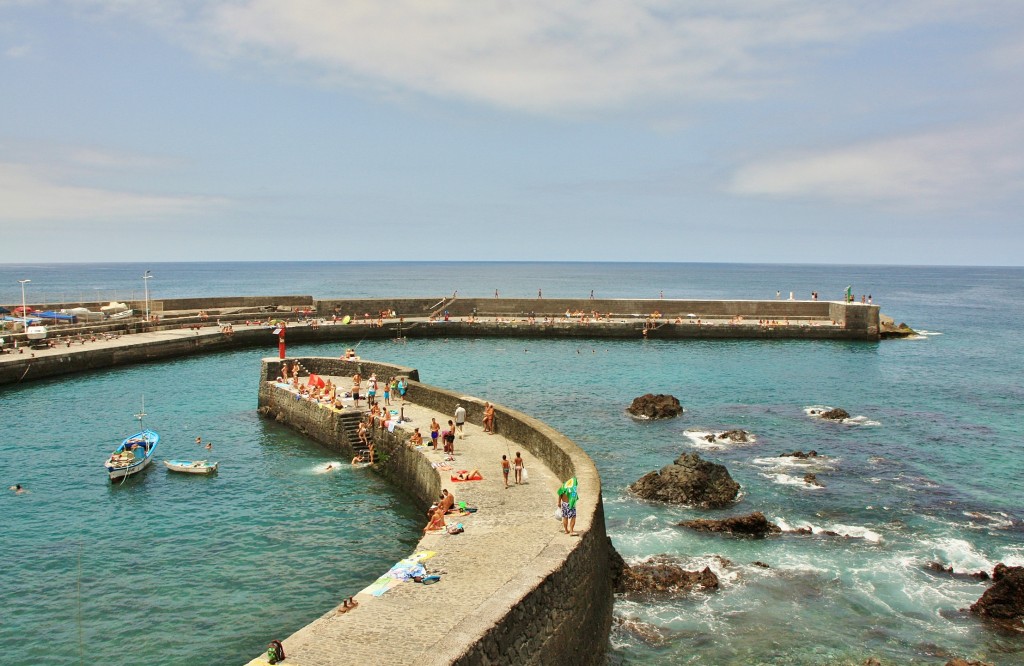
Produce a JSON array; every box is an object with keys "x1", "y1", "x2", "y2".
[{"x1": 1, "y1": 1, "x2": 1023, "y2": 265}]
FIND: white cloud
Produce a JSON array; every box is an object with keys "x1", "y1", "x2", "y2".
[
  {"x1": 4, "y1": 43, "x2": 30, "y2": 58},
  {"x1": 84, "y1": 0, "x2": 1013, "y2": 114},
  {"x1": 0, "y1": 161, "x2": 220, "y2": 221},
  {"x1": 729, "y1": 118, "x2": 1024, "y2": 211}
]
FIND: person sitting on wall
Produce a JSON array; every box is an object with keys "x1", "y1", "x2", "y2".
[
  {"x1": 423, "y1": 507, "x2": 446, "y2": 532},
  {"x1": 438, "y1": 489, "x2": 455, "y2": 513}
]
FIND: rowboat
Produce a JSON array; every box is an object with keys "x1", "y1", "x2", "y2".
[
  {"x1": 105, "y1": 430, "x2": 159, "y2": 481},
  {"x1": 163, "y1": 459, "x2": 218, "y2": 475}
]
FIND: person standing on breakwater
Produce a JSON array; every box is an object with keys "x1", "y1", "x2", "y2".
[
  {"x1": 501, "y1": 455, "x2": 511, "y2": 488},
  {"x1": 483, "y1": 402, "x2": 495, "y2": 434},
  {"x1": 454, "y1": 404, "x2": 466, "y2": 439},
  {"x1": 557, "y1": 477, "x2": 579, "y2": 536},
  {"x1": 513, "y1": 452, "x2": 524, "y2": 485},
  {"x1": 430, "y1": 418, "x2": 441, "y2": 450},
  {"x1": 444, "y1": 420, "x2": 456, "y2": 453},
  {"x1": 352, "y1": 372, "x2": 361, "y2": 407}
]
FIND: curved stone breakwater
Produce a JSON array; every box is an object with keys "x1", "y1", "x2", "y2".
[
  {"x1": 252, "y1": 356, "x2": 614, "y2": 666},
  {"x1": 0, "y1": 296, "x2": 887, "y2": 386}
]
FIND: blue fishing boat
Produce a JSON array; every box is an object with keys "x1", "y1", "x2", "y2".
[{"x1": 104, "y1": 399, "x2": 159, "y2": 481}]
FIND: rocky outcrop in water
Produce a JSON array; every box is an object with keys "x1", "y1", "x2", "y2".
[
  {"x1": 679, "y1": 511, "x2": 781, "y2": 538},
  {"x1": 803, "y1": 473, "x2": 824, "y2": 487},
  {"x1": 613, "y1": 616, "x2": 667, "y2": 646},
  {"x1": 925, "y1": 562, "x2": 989, "y2": 580},
  {"x1": 944, "y1": 659, "x2": 994, "y2": 666},
  {"x1": 781, "y1": 450, "x2": 819, "y2": 458},
  {"x1": 629, "y1": 452, "x2": 740, "y2": 508},
  {"x1": 969, "y1": 563, "x2": 1024, "y2": 629},
  {"x1": 615, "y1": 555, "x2": 719, "y2": 595},
  {"x1": 627, "y1": 394, "x2": 683, "y2": 419},
  {"x1": 819, "y1": 408, "x2": 850, "y2": 420},
  {"x1": 703, "y1": 429, "x2": 752, "y2": 443}
]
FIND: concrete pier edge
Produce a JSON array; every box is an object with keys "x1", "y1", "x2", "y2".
[{"x1": 254, "y1": 356, "x2": 612, "y2": 665}]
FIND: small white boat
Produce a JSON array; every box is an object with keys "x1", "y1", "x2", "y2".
[
  {"x1": 63, "y1": 307, "x2": 105, "y2": 322},
  {"x1": 26, "y1": 325, "x2": 48, "y2": 340},
  {"x1": 108, "y1": 309, "x2": 135, "y2": 320},
  {"x1": 101, "y1": 301, "x2": 129, "y2": 315},
  {"x1": 164, "y1": 459, "x2": 219, "y2": 475}
]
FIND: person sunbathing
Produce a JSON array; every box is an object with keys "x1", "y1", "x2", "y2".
[
  {"x1": 423, "y1": 507, "x2": 446, "y2": 532},
  {"x1": 438, "y1": 489, "x2": 455, "y2": 513},
  {"x1": 453, "y1": 469, "x2": 482, "y2": 481}
]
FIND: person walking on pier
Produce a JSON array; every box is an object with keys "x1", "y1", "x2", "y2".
[
  {"x1": 501, "y1": 455, "x2": 511, "y2": 488},
  {"x1": 513, "y1": 452, "x2": 524, "y2": 485},
  {"x1": 557, "y1": 477, "x2": 579, "y2": 536},
  {"x1": 454, "y1": 404, "x2": 466, "y2": 439}
]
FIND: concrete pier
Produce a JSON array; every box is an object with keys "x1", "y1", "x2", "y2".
[
  {"x1": 0, "y1": 296, "x2": 885, "y2": 387},
  {"x1": 252, "y1": 357, "x2": 613, "y2": 665}
]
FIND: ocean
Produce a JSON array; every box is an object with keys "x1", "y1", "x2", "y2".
[{"x1": 1, "y1": 262, "x2": 1022, "y2": 665}]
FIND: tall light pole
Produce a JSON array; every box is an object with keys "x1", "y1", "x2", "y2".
[
  {"x1": 18, "y1": 279, "x2": 30, "y2": 347},
  {"x1": 142, "y1": 271, "x2": 152, "y2": 323}
]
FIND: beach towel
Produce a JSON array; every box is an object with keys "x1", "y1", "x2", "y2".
[
  {"x1": 557, "y1": 477, "x2": 579, "y2": 509},
  {"x1": 451, "y1": 470, "x2": 483, "y2": 482}
]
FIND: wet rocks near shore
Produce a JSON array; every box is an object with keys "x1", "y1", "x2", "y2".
[
  {"x1": 969, "y1": 563, "x2": 1024, "y2": 629},
  {"x1": 627, "y1": 394, "x2": 683, "y2": 419},
  {"x1": 781, "y1": 450, "x2": 819, "y2": 458},
  {"x1": 629, "y1": 452, "x2": 740, "y2": 508},
  {"x1": 614, "y1": 555, "x2": 719, "y2": 595},
  {"x1": 924, "y1": 562, "x2": 989, "y2": 580},
  {"x1": 703, "y1": 429, "x2": 752, "y2": 443},
  {"x1": 679, "y1": 511, "x2": 782, "y2": 538},
  {"x1": 803, "y1": 473, "x2": 824, "y2": 487},
  {"x1": 809, "y1": 407, "x2": 850, "y2": 420}
]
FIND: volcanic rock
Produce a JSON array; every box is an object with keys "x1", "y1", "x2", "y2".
[
  {"x1": 629, "y1": 452, "x2": 740, "y2": 508},
  {"x1": 751, "y1": 561, "x2": 770, "y2": 568},
  {"x1": 925, "y1": 562, "x2": 990, "y2": 580},
  {"x1": 803, "y1": 473, "x2": 824, "y2": 487},
  {"x1": 969, "y1": 563, "x2": 1024, "y2": 628},
  {"x1": 616, "y1": 555, "x2": 719, "y2": 595},
  {"x1": 945, "y1": 659, "x2": 994, "y2": 666},
  {"x1": 679, "y1": 511, "x2": 782, "y2": 538},
  {"x1": 627, "y1": 394, "x2": 683, "y2": 419},
  {"x1": 781, "y1": 450, "x2": 819, "y2": 458},
  {"x1": 819, "y1": 408, "x2": 850, "y2": 420}
]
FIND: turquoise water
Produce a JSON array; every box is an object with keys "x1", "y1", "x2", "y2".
[
  {"x1": 2, "y1": 262, "x2": 1023, "y2": 664},
  {"x1": 0, "y1": 352, "x2": 421, "y2": 665}
]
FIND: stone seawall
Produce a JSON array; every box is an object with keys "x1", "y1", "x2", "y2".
[
  {"x1": 0, "y1": 301, "x2": 881, "y2": 387},
  {"x1": 254, "y1": 356, "x2": 613, "y2": 665}
]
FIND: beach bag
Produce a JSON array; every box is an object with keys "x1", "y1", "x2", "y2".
[
  {"x1": 522, "y1": 467, "x2": 529, "y2": 482},
  {"x1": 554, "y1": 507, "x2": 563, "y2": 520}
]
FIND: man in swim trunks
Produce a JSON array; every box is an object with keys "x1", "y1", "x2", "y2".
[
  {"x1": 558, "y1": 479, "x2": 578, "y2": 535},
  {"x1": 438, "y1": 489, "x2": 455, "y2": 513},
  {"x1": 454, "y1": 404, "x2": 466, "y2": 439}
]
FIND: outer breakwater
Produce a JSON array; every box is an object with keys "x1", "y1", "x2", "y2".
[
  {"x1": 255, "y1": 356, "x2": 613, "y2": 665},
  {"x1": 0, "y1": 296, "x2": 884, "y2": 386}
]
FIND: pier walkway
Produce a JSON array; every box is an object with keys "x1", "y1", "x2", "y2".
[{"x1": 250, "y1": 377, "x2": 600, "y2": 665}]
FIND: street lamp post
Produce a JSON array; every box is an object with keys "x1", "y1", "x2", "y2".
[
  {"x1": 18, "y1": 279, "x2": 30, "y2": 348},
  {"x1": 142, "y1": 271, "x2": 152, "y2": 323}
]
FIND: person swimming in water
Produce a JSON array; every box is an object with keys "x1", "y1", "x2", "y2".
[{"x1": 10, "y1": 484, "x2": 26, "y2": 494}]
